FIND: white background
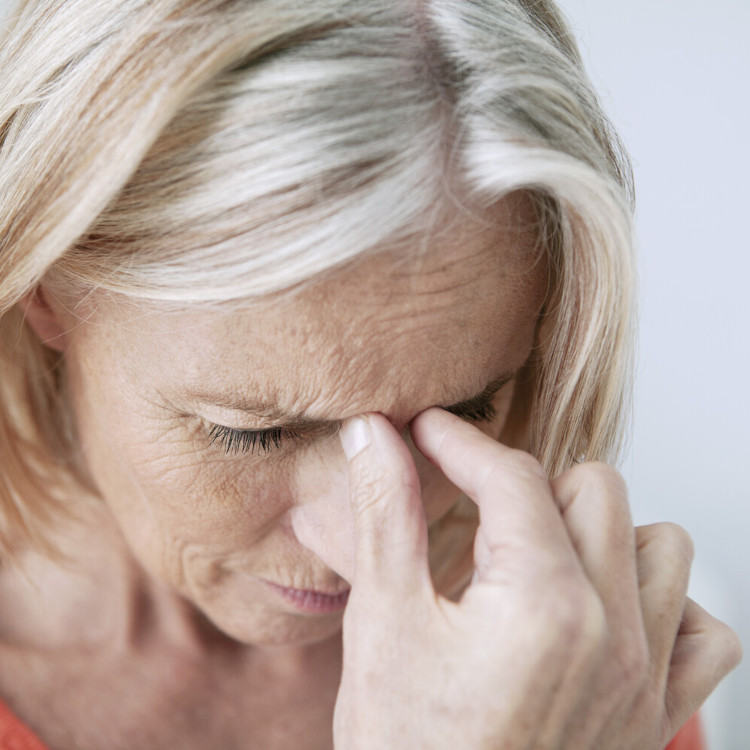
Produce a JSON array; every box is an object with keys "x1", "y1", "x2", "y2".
[{"x1": 553, "y1": 1, "x2": 750, "y2": 747}]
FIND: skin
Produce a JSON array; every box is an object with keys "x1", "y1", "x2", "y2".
[
  {"x1": 5, "y1": 197, "x2": 740, "y2": 749},
  {"x1": 3, "y1": 197, "x2": 552, "y2": 748},
  {"x1": 58, "y1": 201, "x2": 545, "y2": 648},
  {"x1": 328, "y1": 410, "x2": 742, "y2": 749}
]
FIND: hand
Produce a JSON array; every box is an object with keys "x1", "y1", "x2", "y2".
[{"x1": 328, "y1": 408, "x2": 741, "y2": 749}]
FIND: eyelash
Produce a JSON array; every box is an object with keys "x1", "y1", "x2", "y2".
[
  {"x1": 447, "y1": 399, "x2": 497, "y2": 423},
  {"x1": 207, "y1": 400, "x2": 499, "y2": 456},
  {"x1": 208, "y1": 424, "x2": 303, "y2": 456}
]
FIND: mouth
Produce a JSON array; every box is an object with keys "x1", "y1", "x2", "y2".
[{"x1": 260, "y1": 580, "x2": 351, "y2": 615}]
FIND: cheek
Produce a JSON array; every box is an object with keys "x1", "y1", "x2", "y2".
[{"x1": 67, "y1": 361, "x2": 297, "y2": 571}]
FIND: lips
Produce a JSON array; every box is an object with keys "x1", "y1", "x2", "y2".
[{"x1": 261, "y1": 579, "x2": 351, "y2": 614}]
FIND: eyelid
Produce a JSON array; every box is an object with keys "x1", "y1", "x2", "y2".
[
  {"x1": 444, "y1": 376, "x2": 512, "y2": 422},
  {"x1": 207, "y1": 421, "x2": 340, "y2": 456},
  {"x1": 208, "y1": 424, "x2": 295, "y2": 455},
  {"x1": 445, "y1": 398, "x2": 498, "y2": 423}
]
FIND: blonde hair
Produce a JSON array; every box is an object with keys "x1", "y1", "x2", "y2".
[{"x1": 0, "y1": 0, "x2": 634, "y2": 557}]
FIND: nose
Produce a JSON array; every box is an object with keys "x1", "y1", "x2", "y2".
[
  {"x1": 287, "y1": 422, "x2": 463, "y2": 584},
  {"x1": 288, "y1": 438, "x2": 357, "y2": 582}
]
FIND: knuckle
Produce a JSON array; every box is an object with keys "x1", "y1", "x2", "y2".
[
  {"x1": 349, "y1": 462, "x2": 398, "y2": 515},
  {"x1": 553, "y1": 461, "x2": 628, "y2": 513},
  {"x1": 653, "y1": 522, "x2": 695, "y2": 566},
  {"x1": 578, "y1": 461, "x2": 628, "y2": 497},
  {"x1": 504, "y1": 448, "x2": 547, "y2": 484},
  {"x1": 714, "y1": 621, "x2": 744, "y2": 673},
  {"x1": 476, "y1": 448, "x2": 547, "y2": 497}
]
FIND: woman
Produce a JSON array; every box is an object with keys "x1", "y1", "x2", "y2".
[{"x1": 0, "y1": 0, "x2": 740, "y2": 748}]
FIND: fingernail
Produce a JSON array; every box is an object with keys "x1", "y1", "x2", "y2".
[{"x1": 340, "y1": 416, "x2": 371, "y2": 460}]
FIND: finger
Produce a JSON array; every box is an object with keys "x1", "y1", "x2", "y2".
[
  {"x1": 410, "y1": 408, "x2": 580, "y2": 583},
  {"x1": 665, "y1": 597, "x2": 743, "y2": 735},
  {"x1": 551, "y1": 465, "x2": 642, "y2": 644},
  {"x1": 635, "y1": 523, "x2": 694, "y2": 683},
  {"x1": 339, "y1": 413, "x2": 432, "y2": 596}
]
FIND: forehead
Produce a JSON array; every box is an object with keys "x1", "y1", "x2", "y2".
[{"x1": 76, "y1": 197, "x2": 546, "y2": 420}]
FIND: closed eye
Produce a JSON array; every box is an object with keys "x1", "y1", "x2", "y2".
[
  {"x1": 445, "y1": 398, "x2": 497, "y2": 423},
  {"x1": 206, "y1": 386, "x2": 502, "y2": 457},
  {"x1": 207, "y1": 424, "x2": 300, "y2": 455},
  {"x1": 205, "y1": 374, "x2": 512, "y2": 456},
  {"x1": 442, "y1": 374, "x2": 512, "y2": 423},
  {"x1": 207, "y1": 422, "x2": 340, "y2": 456}
]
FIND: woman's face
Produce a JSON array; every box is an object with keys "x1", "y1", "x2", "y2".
[{"x1": 58, "y1": 201, "x2": 546, "y2": 647}]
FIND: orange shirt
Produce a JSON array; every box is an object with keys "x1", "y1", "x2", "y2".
[
  {"x1": 666, "y1": 713, "x2": 707, "y2": 750},
  {"x1": 0, "y1": 698, "x2": 706, "y2": 750},
  {"x1": 0, "y1": 700, "x2": 47, "y2": 750}
]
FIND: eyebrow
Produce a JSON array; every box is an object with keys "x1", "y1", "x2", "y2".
[{"x1": 186, "y1": 371, "x2": 517, "y2": 429}]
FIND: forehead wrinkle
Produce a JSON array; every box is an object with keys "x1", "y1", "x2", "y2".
[
  {"x1": 310, "y1": 263, "x2": 495, "y2": 348},
  {"x1": 362, "y1": 246, "x2": 497, "y2": 306},
  {"x1": 142, "y1": 193, "x2": 543, "y2": 426},
  {"x1": 218, "y1": 326, "x2": 460, "y2": 424},
  {"x1": 204, "y1": 278, "x2": 526, "y2": 423},
  {"x1": 283, "y1": 321, "x2": 513, "y2": 425},
  {"x1": 287, "y1": 371, "x2": 443, "y2": 426}
]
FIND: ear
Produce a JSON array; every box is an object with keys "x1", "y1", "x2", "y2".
[{"x1": 17, "y1": 286, "x2": 72, "y2": 353}]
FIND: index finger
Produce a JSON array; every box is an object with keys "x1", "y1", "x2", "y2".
[{"x1": 410, "y1": 408, "x2": 579, "y2": 579}]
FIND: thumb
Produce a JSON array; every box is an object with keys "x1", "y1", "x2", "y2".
[{"x1": 340, "y1": 414, "x2": 432, "y2": 596}]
